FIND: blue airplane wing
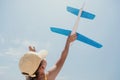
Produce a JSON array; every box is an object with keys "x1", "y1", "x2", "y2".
[
  {"x1": 67, "y1": 6, "x2": 95, "y2": 20},
  {"x1": 50, "y1": 27, "x2": 102, "y2": 48}
]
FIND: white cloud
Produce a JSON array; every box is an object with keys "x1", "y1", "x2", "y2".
[
  {"x1": 21, "y1": 39, "x2": 39, "y2": 47},
  {"x1": 4, "y1": 47, "x2": 22, "y2": 57},
  {"x1": 2, "y1": 39, "x2": 40, "y2": 60},
  {"x1": 11, "y1": 39, "x2": 39, "y2": 47},
  {"x1": 0, "y1": 37, "x2": 53, "y2": 61}
]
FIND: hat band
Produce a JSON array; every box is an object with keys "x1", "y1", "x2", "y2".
[{"x1": 22, "y1": 72, "x2": 36, "y2": 77}]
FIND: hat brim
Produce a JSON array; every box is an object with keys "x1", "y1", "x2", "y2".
[{"x1": 38, "y1": 50, "x2": 48, "y2": 59}]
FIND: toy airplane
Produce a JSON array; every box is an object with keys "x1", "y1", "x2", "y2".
[{"x1": 50, "y1": 3, "x2": 102, "y2": 48}]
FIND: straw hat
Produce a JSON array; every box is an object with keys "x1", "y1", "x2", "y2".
[{"x1": 19, "y1": 50, "x2": 48, "y2": 77}]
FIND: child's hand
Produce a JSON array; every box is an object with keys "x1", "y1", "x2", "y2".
[
  {"x1": 67, "y1": 33, "x2": 77, "y2": 43},
  {"x1": 29, "y1": 46, "x2": 36, "y2": 52}
]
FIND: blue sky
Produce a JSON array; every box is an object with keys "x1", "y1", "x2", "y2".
[{"x1": 0, "y1": 0, "x2": 120, "y2": 80}]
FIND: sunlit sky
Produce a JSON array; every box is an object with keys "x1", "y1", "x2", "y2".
[{"x1": 0, "y1": 0, "x2": 120, "y2": 80}]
